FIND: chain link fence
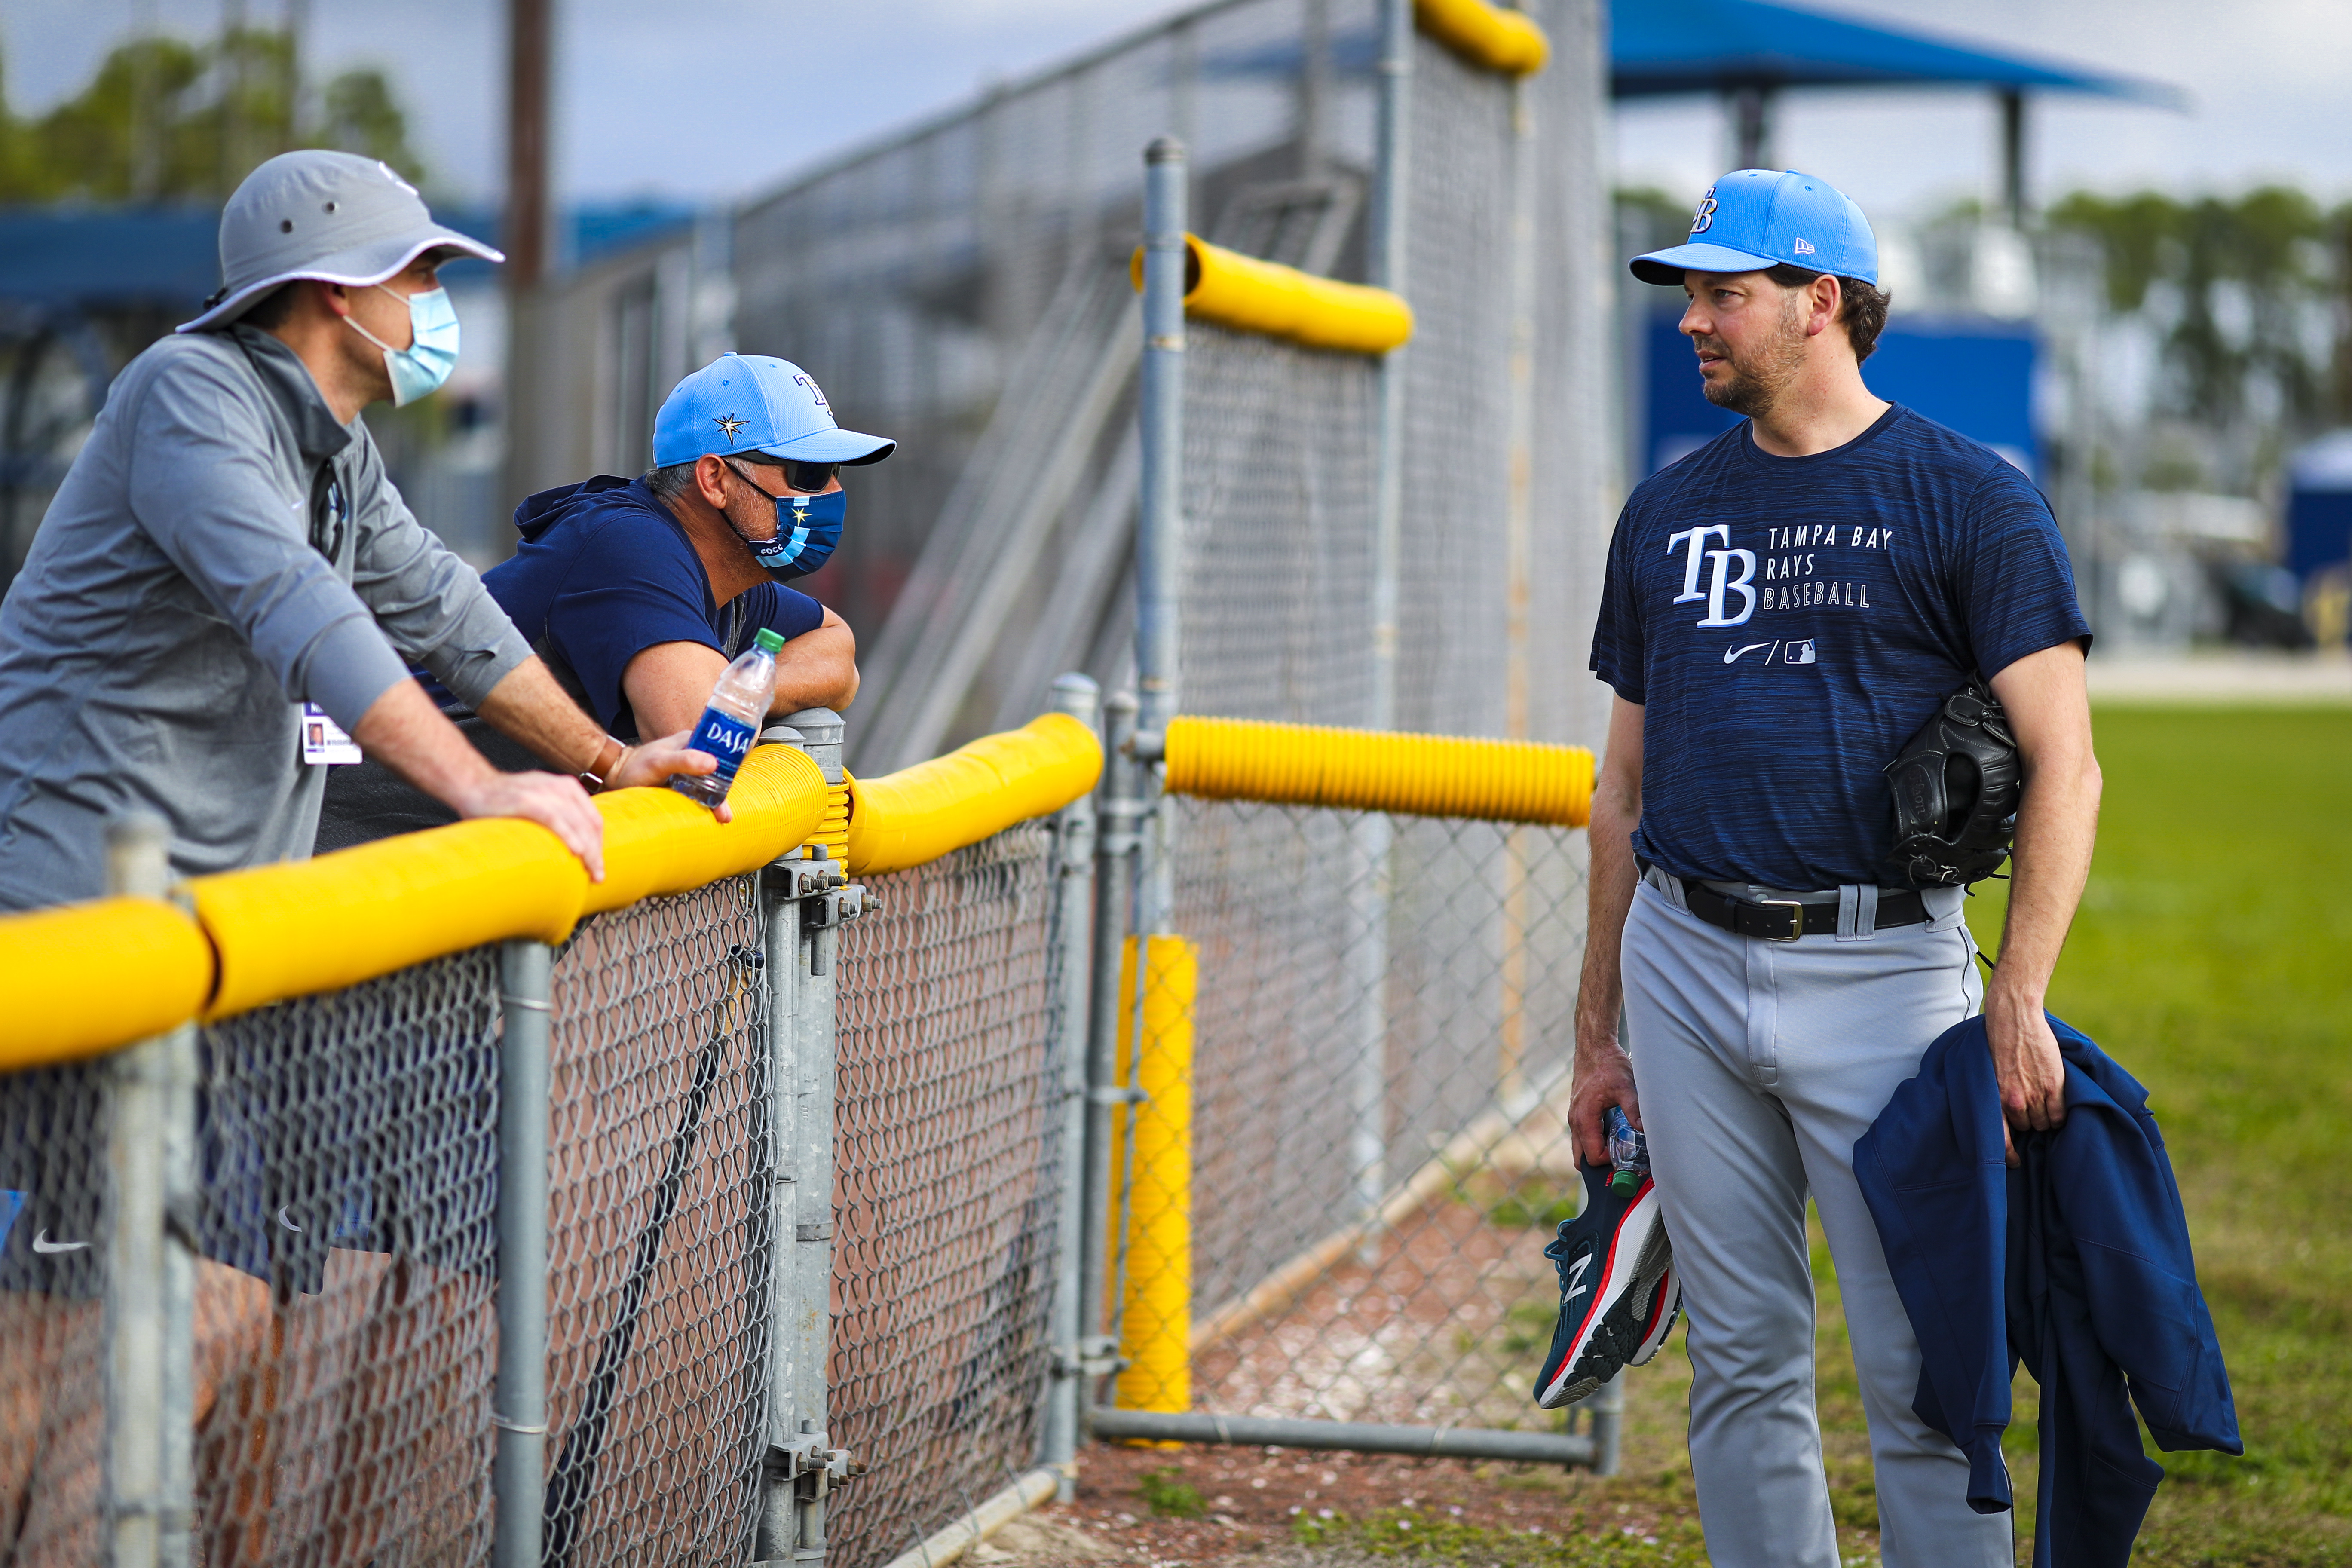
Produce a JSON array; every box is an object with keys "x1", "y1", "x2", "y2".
[
  {"x1": 0, "y1": 805, "x2": 1083, "y2": 1568},
  {"x1": 829, "y1": 824, "x2": 1067, "y2": 1568},
  {"x1": 1160, "y1": 804, "x2": 1588, "y2": 1434}
]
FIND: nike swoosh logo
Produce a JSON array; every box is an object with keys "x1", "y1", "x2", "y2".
[
  {"x1": 277, "y1": 1207, "x2": 304, "y2": 1234},
  {"x1": 1565, "y1": 1255, "x2": 1592, "y2": 1301},
  {"x1": 31, "y1": 1230, "x2": 91, "y2": 1254},
  {"x1": 1724, "y1": 641, "x2": 1776, "y2": 664}
]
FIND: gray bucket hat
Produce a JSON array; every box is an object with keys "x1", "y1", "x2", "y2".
[{"x1": 178, "y1": 149, "x2": 502, "y2": 334}]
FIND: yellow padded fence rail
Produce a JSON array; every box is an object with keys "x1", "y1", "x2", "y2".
[
  {"x1": 1129, "y1": 236, "x2": 1413, "y2": 355},
  {"x1": 0, "y1": 708, "x2": 1096, "y2": 1066},
  {"x1": 1416, "y1": 0, "x2": 1550, "y2": 75},
  {"x1": 1162, "y1": 714, "x2": 1594, "y2": 827},
  {"x1": 193, "y1": 741, "x2": 830, "y2": 1019},
  {"x1": 0, "y1": 897, "x2": 215, "y2": 1071},
  {"x1": 844, "y1": 713, "x2": 1102, "y2": 877}
]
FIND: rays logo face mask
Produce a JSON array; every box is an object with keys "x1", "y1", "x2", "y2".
[
  {"x1": 729, "y1": 462, "x2": 845, "y2": 579},
  {"x1": 343, "y1": 284, "x2": 460, "y2": 406}
]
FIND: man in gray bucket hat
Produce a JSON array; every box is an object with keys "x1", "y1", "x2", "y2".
[
  {"x1": 0, "y1": 148, "x2": 719, "y2": 915},
  {"x1": 0, "y1": 150, "x2": 720, "y2": 1555}
]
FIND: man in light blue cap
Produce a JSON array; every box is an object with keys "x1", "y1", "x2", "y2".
[
  {"x1": 317, "y1": 351, "x2": 885, "y2": 848},
  {"x1": 483, "y1": 349, "x2": 881, "y2": 747},
  {"x1": 1561, "y1": 170, "x2": 2102, "y2": 1564}
]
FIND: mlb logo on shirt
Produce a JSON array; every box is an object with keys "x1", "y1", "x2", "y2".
[{"x1": 1784, "y1": 640, "x2": 1817, "y2": 665}]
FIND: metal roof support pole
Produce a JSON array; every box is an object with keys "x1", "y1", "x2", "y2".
[
  {"x1": 1039, "y1": 674, "x2": 1101, "y2": 1499},
  {"x1": 1999, "y1": 88, "x2": 2028, "y2": 229},
  {"x1": 101, "y1": 812, "x2": 195, "y2": 1568},
  {"x1": 493, "y1": 939, "x2": 553, "y2": 1568},
  {"x1": 1727, "y1": 83, "x2": 1775, "y2": 170}
]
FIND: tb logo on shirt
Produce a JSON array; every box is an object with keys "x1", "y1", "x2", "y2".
[{"x1": 1667, "y1": 525, "x2": 1756, "y2": 628}]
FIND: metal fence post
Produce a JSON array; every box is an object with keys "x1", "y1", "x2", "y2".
[
  {"x1": 1039, "y1": 674, "x2": 1100, "y2": 1498},
  {"x1": 1079, "y1": 689, "x2": 1140, "y2": 1428},
  {"x1": 754, "y1": 711, "x2": 857, "y2": 1567},
  {"x1": 100, "y1": 813, "x2": 193, "y2": 1568},
  {"x1": 1135, "y1": 136, "x2": 1187, "y2": 939},
  {"x1": 754, "y1": 724, "x2": 807, "y2": 1563},
  {"x1": 493, "y1": 939, "x2": 554, "y2": 1568}
]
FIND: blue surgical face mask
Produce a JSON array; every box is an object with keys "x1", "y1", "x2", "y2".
[
  {"x1": 734, "y1": 476, "x2": 845, "y2": 580},
  {"x1": 345, "y1": 284, "x2": 460, "y2": 406}
]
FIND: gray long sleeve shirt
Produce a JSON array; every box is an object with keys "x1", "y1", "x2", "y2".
[{"x1": 0, "y1": 325, "x2": 530, "y2": 910}]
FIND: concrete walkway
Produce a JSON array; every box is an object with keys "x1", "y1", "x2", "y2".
[{"x1": 2086, "y1": 649, "x2": 2352, "y2": 705}]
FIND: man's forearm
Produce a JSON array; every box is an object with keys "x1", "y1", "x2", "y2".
[
  {"x1": 1576, "y1": 776, "x2": 1641, "y2": 1055},
  {"x1": 475, "y1": 657, "x2": 606, "y2": 774},
  {"x1": 351, "y1": 677, "x2": 505, "y2": 806},
  {"x1": 1991, "y1": 738, "x2": 2100, "y2": 1004},
  {"x1": 771, "y1": 623, "x2": 859, "y2": 714}
]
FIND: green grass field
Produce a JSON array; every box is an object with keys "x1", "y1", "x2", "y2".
[
  {"x1": 1957, "y1": 705, "x2": 2352, "y2": 1562},
  {"x1": 1304, "y1": 706, "x2": 2352, "y2": 1565}
]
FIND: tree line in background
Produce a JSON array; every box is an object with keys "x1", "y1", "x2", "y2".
[
  {"x1": 2048, "y1": 189, "x2": 2352, "y2": 441},
  {"x1": 0, "y1": 25, "x2": 423, "y2": 203}
]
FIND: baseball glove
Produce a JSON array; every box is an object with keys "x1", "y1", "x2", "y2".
[{"x1": 1883, "y1": 677, "x2": 2021, "y2": 886}]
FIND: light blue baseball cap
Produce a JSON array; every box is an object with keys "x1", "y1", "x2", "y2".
[
  {"x1": 652, "y1": 352, "x2": 894, "y2": 469},
  {"x1": 1629, "y1": 168, "x2": 1878, "y2": 287}
]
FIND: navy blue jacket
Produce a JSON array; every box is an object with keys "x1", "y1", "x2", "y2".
[{"x1": 1855, "y1": 1014, "x2": 2239, "y2": 1568}]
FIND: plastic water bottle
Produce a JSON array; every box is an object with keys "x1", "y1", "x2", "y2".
[
  {"x1": 1605, "y1": 1105, "x2": 1649, "y2": 1196},
  {"x1": 670, "y1": 627, "x2": 784, "y2": 809}
]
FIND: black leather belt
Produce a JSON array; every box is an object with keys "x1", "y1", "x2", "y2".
[{"x1": 1651, "y1": 868, "x2": 1929, "y2": 942}]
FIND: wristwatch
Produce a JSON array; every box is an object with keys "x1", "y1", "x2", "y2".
[{"x1": 580, "y1": 735, "x2": 631, "y2": 793}]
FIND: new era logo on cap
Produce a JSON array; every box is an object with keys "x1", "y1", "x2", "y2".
[{"x1": 1627, "y1": 168, "x2": 1879, "y2": 288}]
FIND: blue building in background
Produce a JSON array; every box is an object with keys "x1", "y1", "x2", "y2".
[{"x1": 1639, "y1": 310, "x2": 2039, "y2": 480}]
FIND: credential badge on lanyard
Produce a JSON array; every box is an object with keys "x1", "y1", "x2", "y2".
[{"x1": 300, "y1": 703, "x2": 363, "y2": 766}]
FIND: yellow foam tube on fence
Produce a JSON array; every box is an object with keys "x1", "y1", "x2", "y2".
[
  {"x1": 191, "y1": 818, "x2": 593, "y2": 1021},
  {"x1": 192, "y1": 742, "x2": 828, "y2": 1020},
  {"x1": 1109, "y1": 934, "x2": 1197, "y2": 1418},
  {"x1": 580, "y1": 742, "x2": 830, "y2": 915},
  {"x1": 1415, "y1": 0, "x2": 1550, "y2": 75},
  {"x1": 804, "y1": 779, "x2": 851, "y2": 863},
  {"x1": 1162, "y1": 714, "x2": 1594, "y2": 827},
  {"x1": 1129, "y1": 236, "x2": 1412, "y2": 356},
  {"x1": 844, "y1": 712, "x2": 1102, "y2": 877},
  {"x1": 0, "y1": 897, "x2": 215, "y2": 1071}
]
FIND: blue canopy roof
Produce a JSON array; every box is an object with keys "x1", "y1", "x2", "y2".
[{"x1": 1613, "y1": 0, "x2": 2185, "y2": 105}]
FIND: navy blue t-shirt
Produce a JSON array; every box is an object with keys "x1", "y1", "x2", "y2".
[
  {"x1": 482, "y1": 475, "x2": 824, "y2": 739},
  {"x1": 1589, "y1": 405, "x2": 2089, "y2": 890}
]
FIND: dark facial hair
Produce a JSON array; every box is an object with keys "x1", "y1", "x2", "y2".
[{"x1": 1698, "y1": 287, "x2": 1809, "y2": 418}]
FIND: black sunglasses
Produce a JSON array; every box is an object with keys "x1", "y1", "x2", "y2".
[{"x1": 729, "y1": 456, "x2": 837, "y2": 494}]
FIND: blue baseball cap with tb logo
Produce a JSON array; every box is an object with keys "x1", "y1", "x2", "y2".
[
  {"x1": 1629, "y1": 168, "x2": 1879, "y2": 287},
  {"x1": 653, "y1": 351, "x2": 895, "y2": 469}
]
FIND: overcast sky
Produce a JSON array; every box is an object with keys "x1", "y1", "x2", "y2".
[{"x1": 6, "y1": 0, "x2": 2349, "y2": 221}]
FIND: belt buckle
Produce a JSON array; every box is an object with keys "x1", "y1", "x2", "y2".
[{"x1": 1756, "y1": 897, "x2": 1806, "y2": 942}]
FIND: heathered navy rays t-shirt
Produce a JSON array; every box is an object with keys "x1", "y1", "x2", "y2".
[
  {"x1": 1589, "y1": 404, "x2": 2089, "y2": 891},
  {"x1": 483, "y1": 475, "x2": 824, "y2": 739}
]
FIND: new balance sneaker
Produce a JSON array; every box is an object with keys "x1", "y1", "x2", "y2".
[{"x1": 1533, "y1": 1159, "x2": 1675, "y2": 1409}]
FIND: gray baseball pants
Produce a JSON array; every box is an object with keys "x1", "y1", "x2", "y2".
[{"x1": 1620, "y1": 870, "x2": 2011, "y2": 1568}]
